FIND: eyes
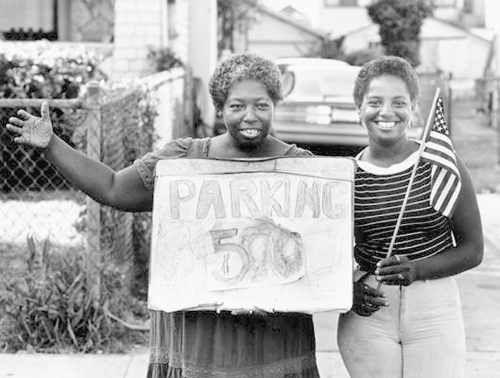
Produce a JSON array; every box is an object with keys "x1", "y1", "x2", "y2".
[
  {"x1": 366, "y1": 98, "x2": 409, "y2": 108},
  {"x1": 228, "y1": 102, "x2": 271, "y2": 111}
]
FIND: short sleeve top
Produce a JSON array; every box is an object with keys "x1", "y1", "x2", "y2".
[{"x1": 354, "y1": 150, "x2": 454, "y2": 272}]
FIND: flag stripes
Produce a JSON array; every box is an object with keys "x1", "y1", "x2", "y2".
[{"x1": 421, "y1": 97, "x2": 461, "y2": 217}]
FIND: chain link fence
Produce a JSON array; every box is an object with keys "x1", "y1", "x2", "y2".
[
  {"x1": 0, "y1": 69, "x2": 193, "y2": 296},
  {"x1": 0, "y1": 98, "x2": 88, "y2": 249}
]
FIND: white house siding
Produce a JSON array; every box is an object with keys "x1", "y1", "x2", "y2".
[
  {"x1": 341, "y1": 25, "x2": 380, "y2": 55},
  {"x1": 421, "y1": 35, "x2": 490, "y2": 80},
  {"x1": 245, "y1": 12, "x2": 324, "y2": 60},
  {"x1": 187, "y1": 0, "x2": 217, "y2": 129},
  {"x1": 112, "y1": 0, "x2": 165, "y2": 80},
  {"x1": 318, "y1": 7, "x2": 372, "y2": 39},
  {"x1": 169, "y1": 0, "x2": 190, "y2": 63}
]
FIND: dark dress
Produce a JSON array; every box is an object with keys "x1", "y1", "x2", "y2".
[{"x1": 134, "y1": 138, "x2": 319, "y2": 378}]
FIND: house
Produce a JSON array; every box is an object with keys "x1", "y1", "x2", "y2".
[
  {"x1": 0, "y1": 0, "x2": 218, "y2": 132},
  {"x1": 316, "y1": 0, "x2": 494, "y2": 98},
  {"x1": 317, "y1": 0, "x2": 488, "y2": 38},
  {"x1": 342, "y1": 18, "x2": 492, "y2": 79},
  {"x1": 235, "y1": 4, "x2": 328, "y2": 60}
]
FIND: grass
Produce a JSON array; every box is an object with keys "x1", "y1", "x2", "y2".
[
  {"x1": 0, "y1": 242, "x2": 25, "y2": 296},
  {"x1": 0, "y1": 239, "x2": 149, "y2": 354}
]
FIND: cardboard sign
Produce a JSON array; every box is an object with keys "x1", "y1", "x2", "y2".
[{"x1": 148, "y1": 157, "x2": 354, "y2": 314}]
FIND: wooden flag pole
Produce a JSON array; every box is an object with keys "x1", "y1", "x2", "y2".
[{"x1": 376, "y1": 87, "x2": 441, "y2": 290}]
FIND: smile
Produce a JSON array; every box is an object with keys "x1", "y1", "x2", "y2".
[
  {"x1": 377, "y1": 121, "x2": 396, "y2": 129},
  {"x1": 240, "y1": 129, "x2": 261, "y2": 138}
]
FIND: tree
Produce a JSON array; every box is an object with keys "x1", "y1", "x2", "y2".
[
  {"x1": 367, "y1": 0, "x2": 433, "y2": 67},
  {"x1": 217, "y1": 0, "x2": 260, "y2": 55}
]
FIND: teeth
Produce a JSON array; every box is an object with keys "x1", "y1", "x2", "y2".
[
  {"x1": 241, "y1": 129, "x2": 260, "y2": 137},
  {"x1": 378, "y1": 122, "x2": 396, "y2": 128}
]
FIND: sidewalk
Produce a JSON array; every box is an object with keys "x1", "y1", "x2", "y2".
[
  {"x1": 1, "y1": 194, "x2": 499, "y2": 378},
  {"x1": 0, "y1": 345, "x2": 497, "y2": 378}
]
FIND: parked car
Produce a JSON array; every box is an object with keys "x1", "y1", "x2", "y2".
[{"x1": 272, "y1": 57, "x2": 424, "y2": 146}]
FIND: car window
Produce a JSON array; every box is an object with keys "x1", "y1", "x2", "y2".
[{"x1": 283, "y1": 68, "x2": 359, "y2": 102}]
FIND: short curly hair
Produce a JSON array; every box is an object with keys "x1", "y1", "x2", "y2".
[
  {"x1": 353, "y1": 56, "x2": 420, "y2": 108},
  {"x1": 208, "y1": 53, "x2": 283, "y2": 111}
]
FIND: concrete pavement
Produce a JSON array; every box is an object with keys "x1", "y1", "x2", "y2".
[{"x1": 0, "y1": 193, "x2": 499, "y2": 378}]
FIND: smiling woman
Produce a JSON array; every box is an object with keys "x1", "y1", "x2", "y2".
[{"x1": 337, "y1": 55, "x2": 484, "y2": 378}]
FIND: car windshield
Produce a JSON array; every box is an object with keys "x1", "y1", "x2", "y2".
[{"x1": 283, "y1": 68, "x2": 359, "y2": 102}]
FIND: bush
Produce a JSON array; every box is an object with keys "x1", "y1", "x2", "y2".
[
  {"x1": 0, "y1": 42, "x2": 106, "y2": 192},
  {"x1": 0, "y1": 236, "x2": 148, "y2": 353},
  {"x1": 147, "y1": 46, "x2": 183, "y2": 73}
]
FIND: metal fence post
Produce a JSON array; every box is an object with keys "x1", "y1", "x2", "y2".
[
  {"x1": 85, "y1": 81, "x2": 101, "y2": 300},
  {"x1": 183, "y1": 67, "x2": 195, "y2": 137}
]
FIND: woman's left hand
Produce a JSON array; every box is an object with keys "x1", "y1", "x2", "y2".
[{"x1": 375, "y1": 255, "x2": 417, "y2": 286}]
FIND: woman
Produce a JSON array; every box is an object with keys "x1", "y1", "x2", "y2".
[
  {"x1": 337, "y1": 55, "x2": 484, "y2": 378},
  {"x1": 6, "y1": 53, "x2": 319, "y2": 377}
]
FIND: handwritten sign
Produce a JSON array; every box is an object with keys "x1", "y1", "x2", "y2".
[{"x1": 148, "y1": 157, "x2": 354, "y2": 314}]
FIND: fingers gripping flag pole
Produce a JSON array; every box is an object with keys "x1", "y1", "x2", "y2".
[{"x1": 376, "y1": 88, "x2": 461, "y2": 288}]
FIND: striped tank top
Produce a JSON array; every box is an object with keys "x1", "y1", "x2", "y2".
[{"x1": 354, "y1": 150, "x2": 454, "y2": 272}]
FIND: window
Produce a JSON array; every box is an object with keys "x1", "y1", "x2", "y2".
[{"x1": 1, "y1": 0, "x2": 58, "y2": 41}]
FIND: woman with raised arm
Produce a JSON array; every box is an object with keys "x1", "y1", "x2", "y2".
[
  {"x1": 337, "y1": 55, "x2": 483, "y2": 378},
  {"x1": 7, "y1": 53, "x2": 319, "y2": 378}
]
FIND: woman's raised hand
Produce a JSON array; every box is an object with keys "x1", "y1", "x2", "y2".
[{"x1": 6, "y1": 101, "x2": 54, "y2": 149}]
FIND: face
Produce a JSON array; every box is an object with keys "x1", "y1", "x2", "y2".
[
  {"x1": 358, "y1": 75, "x2": 415, "y2": 145},
  {"x1": 221, "y1": 80, "x2": 274, "y2": 149}
]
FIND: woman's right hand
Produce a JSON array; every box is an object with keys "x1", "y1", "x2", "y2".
[
  {"x1": 352, "y1": 279, "x2": 388, "y2": 317},
  {"x1": 6, "y1": 101, "x2": 54, "y2": 149}
]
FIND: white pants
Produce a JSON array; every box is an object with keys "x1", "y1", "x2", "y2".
[{"x1": 337, "y1": 274, "x2": 465, "y2": 378}]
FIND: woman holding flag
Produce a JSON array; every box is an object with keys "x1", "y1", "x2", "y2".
[{"x1": 337, "y1": 56, "x2": 483, "y2": 378}]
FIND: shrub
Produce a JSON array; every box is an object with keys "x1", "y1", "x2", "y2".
[
  {"x1": 0, "y1": 236, "x2": 148, "y2": 353},
  {"x1": 147, "y1": 46, "x2": 183, "y2": 73},
  {"x1": 0, "y1": 42, "x2": 107, "y2": 193}
]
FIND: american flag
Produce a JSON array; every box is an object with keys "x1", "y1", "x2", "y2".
[{"x1": 421, "y1": 97, "x2": 461, "y2": 217}]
